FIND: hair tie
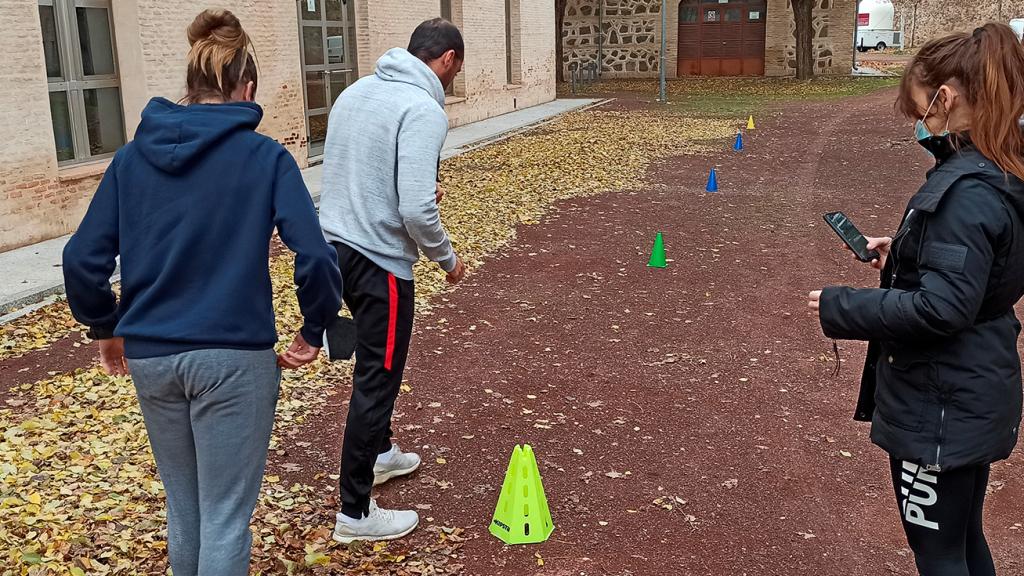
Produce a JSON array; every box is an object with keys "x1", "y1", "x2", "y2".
[{"x1": 973, "y1": 26, "x2": 985, "y2": 38}]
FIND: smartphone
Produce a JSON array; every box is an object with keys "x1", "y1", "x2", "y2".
[{"x1": 823, "y1": 211, "x2": 881, "y2": 263}]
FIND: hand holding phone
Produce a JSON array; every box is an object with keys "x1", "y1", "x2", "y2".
[{"x1": 823, "y1": 212, "x2": 882, "y2": 263}]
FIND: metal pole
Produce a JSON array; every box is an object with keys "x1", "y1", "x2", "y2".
[
  {"x1": 598, "y1": 0, "x2": 603, "y2": 78},
  {"x1": 659, "y1": 0, "x2": 667, "y2": 102},
  {"x1": 852, "y1": 0, "x2": 859, "y2": 72}
]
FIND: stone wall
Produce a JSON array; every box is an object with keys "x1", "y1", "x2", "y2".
[
  {"x1": 891, "y1": 0, "x2": 1024, "y2": 47},
  {"x1": 765, "y1": 0, "x2": 856, "y2": 76},
  {"x1": 562, "y1": 0, "x2": 663, "y2": 78},
  {"x1": 562, "y1": 0, "x2": 855, "y2": 79}
]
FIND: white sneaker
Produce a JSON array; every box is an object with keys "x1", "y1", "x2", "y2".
[
  {"x1": 373, "y1": 444, "x2": 421, "y2": 486},
  {"x1": 332, "y1": 499, "x2": 419, "y2": 544}
]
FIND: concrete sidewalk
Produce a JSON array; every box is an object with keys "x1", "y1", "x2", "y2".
[{"x1": 0, "y1": 98, "x2": 601, "y2": 319}]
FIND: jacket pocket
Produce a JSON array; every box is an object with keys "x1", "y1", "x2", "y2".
[{"x1": 875, "y1": 347, "x2": 936, "y2": 433}]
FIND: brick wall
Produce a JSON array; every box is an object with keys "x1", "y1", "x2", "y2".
[
  {"x1": 1, "y1": 0, "x2": 555, "y2": 252},
  {"x1": 0, "y1": 0, "x2": 307, "y2": 253},
  {"x1": 123, "y1": 1, "x2": 307, "y2": 161},
  {"x1": 359, "y1": 0, "x2": 555, "y2": 128},
  {"x1": 0, "y1": 1, "x2": 102, "y2": 251},
  {"x1": 892, "y1": 0, "x2": 1024, "y2": 47}
]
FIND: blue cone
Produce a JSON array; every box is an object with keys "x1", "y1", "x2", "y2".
[
  {"x1": 706, "y1": 168, "x2": 719, "y2": 193},
  {"x1": 733, "y1": 131, "x2": 744, "y2": 151}
]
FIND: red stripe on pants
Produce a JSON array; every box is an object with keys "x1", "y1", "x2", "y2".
[{"x1": 384, "y1": 273, "x2": 398, "y2": 371}]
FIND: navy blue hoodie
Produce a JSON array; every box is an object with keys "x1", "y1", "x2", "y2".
[{"x1": 63, "y1": 97, "x2": 342, "y2": 359}]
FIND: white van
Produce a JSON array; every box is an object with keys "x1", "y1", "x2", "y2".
[
  {"x1": 1010, "y1": 19, "x2": 1024, "y2": 41},
  {"x1": 857, "y1": 0, "x2": 901, "y2": 52}
]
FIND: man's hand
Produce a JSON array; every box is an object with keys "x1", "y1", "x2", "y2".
[
  {"x1": 435, "y1": 183, "x2": 446, "y2": 205},
  {"x1": 446, "y1": 256, "x2": 466, "y2": 285},
  {"x1": 98, "y1": 337, "x2": 128, "y2": 376},
  {"x1": 808, "y1": 290, "x2": 822, "y2": 318},
  {"x1": 278, "y1": 332, "x2": 321, "y2": 369}
]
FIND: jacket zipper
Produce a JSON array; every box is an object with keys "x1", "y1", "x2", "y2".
[
  {"x1": 927, "y1": 405, "x2": 946, "y2": 473},
  {"x1": 891, "y1": 210, "x2": 914, "y2": 285}
]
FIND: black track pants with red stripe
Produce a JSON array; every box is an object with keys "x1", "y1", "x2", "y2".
[{"x1": 333, "y1": 243, "x2": 415, "y2": 519}]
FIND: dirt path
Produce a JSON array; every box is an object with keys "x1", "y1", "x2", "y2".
[
  {"x1": 287, "y1": 89, "x2": 1024, "y2": 575},
  {"x1": 5, "y1": 88, "x2": 1021, "y2": 574}
]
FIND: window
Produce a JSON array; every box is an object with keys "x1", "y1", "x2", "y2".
[
  {"x1": 505, "y1": 0, "x2": 521, "y2": 85},
  {"x1": 39, "y1": 0, "x2": 125, "y2": 165},
  {"x1": 440, "y1": 0, "x2": 465, "y2": 98},
  {"x1": 679, "y1": 0, "x2": 699, "y2": 24}
]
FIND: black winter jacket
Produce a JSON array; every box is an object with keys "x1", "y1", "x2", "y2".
[{"x1": 820, "y1": 144, "x2": 1024, "y2": 472}]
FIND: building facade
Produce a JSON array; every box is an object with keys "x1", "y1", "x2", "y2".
[
  {"x1": 0, "y1": 0, "x2": 555, "y2": 252},
  {"x1": 892, "y1": 0, "x2": 1024, "y2": 47},
  {"x1": 562, "y1": 0, "x2": 856, "y2": 79}
]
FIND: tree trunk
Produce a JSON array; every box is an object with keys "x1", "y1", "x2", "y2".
[
  {"x1": 556, "y1": 0, "x2": 568, "y2": 83},
  {"x1": 792, "y1": 0, "x2": 815, "y2": 80}
]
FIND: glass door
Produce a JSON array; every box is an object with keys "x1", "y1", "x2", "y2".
[{"x1": 298, "y1": 0, "x2": 358, "y2": 158}]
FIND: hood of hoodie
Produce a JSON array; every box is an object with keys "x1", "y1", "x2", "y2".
[
  {"x1": 373, "y1": 48, "x2": 446, "y2": 108},
  {"x1": 133, "y1": 97, "x2": 263, "y2": 173}
]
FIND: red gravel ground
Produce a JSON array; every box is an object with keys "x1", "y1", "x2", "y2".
[
  {"x1": 284, "y1": 89, "x2": 1024, "y2": 575},
  {"x1": 5, "y1": 88, "x2": 1022, "y2": 575}
]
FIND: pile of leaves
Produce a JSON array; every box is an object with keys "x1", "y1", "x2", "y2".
[
  {"x1": 561, "y1": 76, "x2": 900, "y2": 100},
  {"x1": 0, "y1": 301, "x2": 82, "y2": 361},
  {"x1": 0, "y1": 106, "x2": 734, "y2": 575}
]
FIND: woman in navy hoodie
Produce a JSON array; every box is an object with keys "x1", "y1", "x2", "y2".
[{"x1": 62, "y1": 10, "x2": 341, "y2": 576}]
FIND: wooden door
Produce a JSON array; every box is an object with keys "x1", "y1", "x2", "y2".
[
  {"x1": 698, "y1": 3, "x2": 722, "y2": 76},
  {"x1": 719, "y1": 4, "x2": 745, "y2": 75},
  {"x1": 742, "y1": 1, "x2": 766, "y2": 75},
  {"x1": 677, "y1": 0, "x2": 766, "y2": 77},
  {"x1": 676, "y1": 0, "x2": 700, "y2": 76}
]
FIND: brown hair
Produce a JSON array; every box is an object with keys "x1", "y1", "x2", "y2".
[
  {"x1": 897, "y1": 23, "x2": 1024, "y2": 180},
  {"x1": 183, "y1": 9, "x2": 258, "y2": 104}
]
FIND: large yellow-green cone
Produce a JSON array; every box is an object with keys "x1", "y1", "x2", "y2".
[{"x1": 489, "y1": 444, "x2": 554, "y2": 545}]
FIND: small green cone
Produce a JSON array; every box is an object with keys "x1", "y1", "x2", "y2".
[{"x1": 647, "y1": 232, "x2": 667, "y2": 268}]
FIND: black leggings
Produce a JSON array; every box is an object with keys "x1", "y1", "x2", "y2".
[{"x1": 890, "y1": 458, "x2": 995, "y2": 576}]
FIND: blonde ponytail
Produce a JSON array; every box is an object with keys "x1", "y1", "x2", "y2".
[{"x1": 184, "y1": 9, "x2": 258, "y2": 104}]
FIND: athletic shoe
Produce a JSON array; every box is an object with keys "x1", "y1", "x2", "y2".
[
  {"x1": 332, "y1": 499, "x2": 419, "y2": 543},
  {"x1": 373, "y1": 444, "x2": 421, "y2": 486}
]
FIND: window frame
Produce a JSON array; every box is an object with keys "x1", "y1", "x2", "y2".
[
  {"x1": 40, "y1": 0, "x2": 125, "y2": 167},
  {"x1": 504, "y1": 0, "x2": 522, "y2": 86},
  {"x1": 440, "y1": 0, "x2": 466, "y2": 98}
]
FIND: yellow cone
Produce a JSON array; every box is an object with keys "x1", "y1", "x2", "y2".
[
  {"x1": 747, "y1": 115, "x2": 756, "y2": 130},
  {"x1": 489, "y1": 445, "x2": 554, "y2": 545}
]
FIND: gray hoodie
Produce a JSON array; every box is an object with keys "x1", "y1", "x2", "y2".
[{"x1": 319, "y1": 47, "x2": 457, "y2": 280}]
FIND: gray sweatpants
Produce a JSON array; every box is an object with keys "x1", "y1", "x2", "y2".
[{"x1": 128, "y1": 348, "x2": 280, "y2": 576}]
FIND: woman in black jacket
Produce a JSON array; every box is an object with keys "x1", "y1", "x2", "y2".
[{"x1": 809, "y1": 24, "x2": 1024, "y2": 576}]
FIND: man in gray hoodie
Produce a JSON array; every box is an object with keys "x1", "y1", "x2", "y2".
[{"x1": 319, "y1": 18, "x2": 465, "y2": 543}]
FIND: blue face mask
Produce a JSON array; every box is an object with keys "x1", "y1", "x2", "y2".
[{"x1": 916, "y1": 89, "x2": 952, "y2": 157}]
